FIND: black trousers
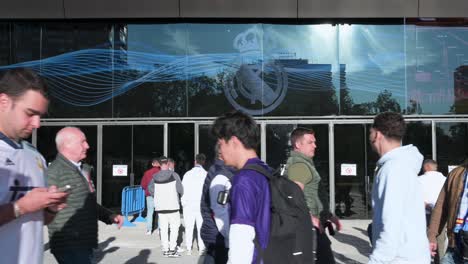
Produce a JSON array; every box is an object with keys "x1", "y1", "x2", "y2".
[
  {"x1": 204, "y1": 242, "x2": 229, "y2": 264},
  {"x1": 316, "y1": 231, "x2": 336, "y2": 264}
]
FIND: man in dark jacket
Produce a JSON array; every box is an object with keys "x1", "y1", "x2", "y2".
[
  {"x1": 47, "y1": 127, "x2": 123, "y2": 264},
  {"x1": 200, "y1": 144, "x2": 236, "y2": 264},
  {"x1": 286, "y1": 127, "x2": 341, "y2": 264}
]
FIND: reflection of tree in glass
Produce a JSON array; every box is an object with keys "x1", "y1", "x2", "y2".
[{"x1": 340, "y1": 88, "x2": 402, "y2": 115}]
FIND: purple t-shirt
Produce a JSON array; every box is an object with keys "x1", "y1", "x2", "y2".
[{"x1": 230, "y1": 158, "x2": 271, "y2": 262}]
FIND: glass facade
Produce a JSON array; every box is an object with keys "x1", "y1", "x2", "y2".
[
  {"x1": 0, "y1": 20, "x2": 466, "y2": 118},
  {"x1": 3, "y1": 18, "x2": 465, "y2": 216}
]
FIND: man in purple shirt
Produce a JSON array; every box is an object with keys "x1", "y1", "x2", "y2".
[{"x1": 212, "y1": 111, "x2": 271, "y2": 264}]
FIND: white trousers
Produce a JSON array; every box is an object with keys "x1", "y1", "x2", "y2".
[
  {"x1": 183, "y1": 206, "x2": 205, "y2": 251},
  {"x1": 159, "y1": 212, "x2": 181, "y2": 251}
]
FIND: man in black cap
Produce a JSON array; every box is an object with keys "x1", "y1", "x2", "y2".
[{"x1": 148, "y1": 156, "x2": 184, "y2": 258}]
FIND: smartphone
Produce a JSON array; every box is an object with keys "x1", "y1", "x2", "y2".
[{"x1": 58, "y1": 185, "x2": 72, "y2": 193}]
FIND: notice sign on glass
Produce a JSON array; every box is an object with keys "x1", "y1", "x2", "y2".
[
  {"x1": 341, "y1": 164, "x2": 357, "y2": 176},
  {"x1": 113, "y1": 165, "x2": 128, "y2": 176}
]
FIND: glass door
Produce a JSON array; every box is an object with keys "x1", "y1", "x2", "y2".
[{"x1": 334, "y1": 124, "x2": 377, "y2": 219}]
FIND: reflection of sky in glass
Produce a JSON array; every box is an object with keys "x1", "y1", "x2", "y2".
[{"x1": 0, "y1": 22, "x2": 466, "y2": 115}]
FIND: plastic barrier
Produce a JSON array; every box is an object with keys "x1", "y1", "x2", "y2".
[{"x1": 121, "y1": 185, "x2": 146, "y2": 227}]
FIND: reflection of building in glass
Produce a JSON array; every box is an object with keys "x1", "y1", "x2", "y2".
[
  {"x1": 453, "y1": 65, "x2": 468, "y2": 113},
  {"x1": 454, "y1": 65, "x2": 468, "y2": 101}
]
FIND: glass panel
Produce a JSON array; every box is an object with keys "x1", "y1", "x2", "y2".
[
  {"x1": 436, "y1": 122, "x2": 468, "y2": 175},
  {"x1": 0, "y1": 23, "x2": 10, "y2": 66},
  {"x1": 115, "y1": 24, "x2": 189, "y2": 117},
  {"x1": 339, "y1": 23, "x2": 405, "y2": 115},
  {"x1": 40, "y1": 23, "x2": 114, "y2": 118},
  {"x1": 168, "y1": 123, "x2": 194, "y2": 177},
  {"x1": 37, "y1": 125, "x2": 98, "y2": 185},
  {"x1": 133, "y1": 125, "x2": 164, "y2": 185},
  {"x1": 405, "y1": 20, "x2": 468, "y2": 115},
  {"x1": 266, "y1": 124, "x2": 295, "y2": 169},
  {"x1": 102, "y1": 126, "x2": 132, "y2": 209},
  {"x1": 334, "y1": 124, "x2": 371, "y2": 219},
  {"x1": 198, "y1": 124, "x2": 217, "y2": 169},
  {"x1": 404, "y1": 121, "x2": 433, "y2": 167}
]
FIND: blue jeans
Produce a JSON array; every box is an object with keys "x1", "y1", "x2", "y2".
[
  {"x1": 441, "y1": 248, "x2": 468, "y2": 264},
  {"x1": 53, "y1": 248, "x2": 95, "y2": 264},
  {"x1": 146, "y1": 196, "x2": 154, "y2": 232}
]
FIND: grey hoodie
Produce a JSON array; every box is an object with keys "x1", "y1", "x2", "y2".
[{"x1": 148, "y1": 169, "x2": 184, "y2": 196}]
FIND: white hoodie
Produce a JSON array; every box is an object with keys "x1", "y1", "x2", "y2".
[{"x1": 369, "y1": 144, "x2": 430, "y2": 264}]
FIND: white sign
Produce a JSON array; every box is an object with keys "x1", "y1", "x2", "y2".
[
  {"x1": 113, "y1": 165, "x2": 128, "y2": 176},
  {"x1": 448, "y1": 165, "x2": 458, "y2": 173},
  {"x1": 341, "y1": 164, "x2": 357, "y2": 176}
]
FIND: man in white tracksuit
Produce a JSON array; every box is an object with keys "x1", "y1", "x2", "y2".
[
  {"x1": 148, "y1": 156, "x2": 184, "y2": 258},
  {"x1": 182, "y1": 154, "x2": 208, "y2": 255},
  {"x1": 368, "y1": 112, "x2": 430, "y2": 264}
]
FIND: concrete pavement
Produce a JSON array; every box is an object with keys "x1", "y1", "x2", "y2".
[{"x1": 43, "y1": 219, "x2": 372, "y2": 264}]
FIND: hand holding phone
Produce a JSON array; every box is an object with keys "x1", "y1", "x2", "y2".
[{"x1": 58, "y1": 185, "x2": 72, "y2": 193}]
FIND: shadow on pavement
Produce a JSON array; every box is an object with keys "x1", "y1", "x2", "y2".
[
  {"x1": 95, "y1": 237, "x2": 119, "y2": 263},
  {"x1": 124, "y1": 249, "x2": 157, "y2": 264},
  {"x1": 332, "y1": 231, "x2": 372, "y2": 257}
]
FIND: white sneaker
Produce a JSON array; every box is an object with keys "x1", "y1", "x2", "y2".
[
  {"x1": 186, "y1": 250, "x2": 192, "y2": 256},
  {"x1": 176, "y1": 246, "x2": 185, "y2": 253},
  {"x1": 145, "y1": 230, "x2": 151, "y2": 235}
]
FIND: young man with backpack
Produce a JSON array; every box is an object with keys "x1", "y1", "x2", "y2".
[
  {"x1": 212, "y1": 111, "x2": 315, "y2": 263},
  {"x1": 285, "y1": 127, "x2": 341, "y2": 264}
]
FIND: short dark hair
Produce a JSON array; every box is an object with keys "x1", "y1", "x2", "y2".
[
  {"x1": 290, "y1": 127, "x2": 315, "y2": 149},
  {"x1": 0, "y1": 68, "x2": 48, "y2": 100},
  {"x1": 195, "y1": 153, "x2": 206, "y2": 165},
  {"x1": 151, "y1": 157, "x2": 160, "y2": 163},
  {"x1": 372, "y1": 112, "x2": 406, "y2": 141},
  {"x1": 158, "y1": 156, "x2": 168, "y2": 164},
  {"x1": 422, "y1": 159, "x2": 437, "y2": 167},
  {"x1": 212, "y1": 111, "x2": 259, "y2": 150}
]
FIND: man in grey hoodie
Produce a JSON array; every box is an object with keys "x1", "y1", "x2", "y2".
[
  {"x1": 148, "y1": 156, "x2": 183, "y2": 258},
  {"x1": 368, "y1": 112, "x2": 430, "y2": 264}
]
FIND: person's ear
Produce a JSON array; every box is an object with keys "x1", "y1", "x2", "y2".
[{"x1": 0, "y1": 94, "x2": 12, "y2": 111}]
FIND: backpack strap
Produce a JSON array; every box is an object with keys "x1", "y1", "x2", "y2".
[{"x1": 244, "y1": 164, "x2": 272, "y2": 181}]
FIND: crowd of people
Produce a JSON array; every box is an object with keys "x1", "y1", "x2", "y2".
[{"x1": 1, "y1": 66, "x2": 468, "y2": 264}]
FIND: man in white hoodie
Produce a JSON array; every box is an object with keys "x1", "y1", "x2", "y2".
[
  {"x1": 368, "y1": 112, "x2": 430, "y2": 264},
  {"x1": 182, "y1": 154, "x2": 208, "y2": 255}
]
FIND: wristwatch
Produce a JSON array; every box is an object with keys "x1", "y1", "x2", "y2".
[{"x1": 13, "y1": 202, "x2": 22, "y2": 218}]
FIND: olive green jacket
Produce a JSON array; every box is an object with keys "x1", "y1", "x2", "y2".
[
  {"x1": 47, "y1": 153, "x2": 116, "y2": 252},
  {"x1": 286, "y1": 150, "x2": 332, "y2": 222}
]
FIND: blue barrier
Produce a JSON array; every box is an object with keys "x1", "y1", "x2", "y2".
[{"x1": 121, "y1": 185, "x2": 146, "y2": 227}]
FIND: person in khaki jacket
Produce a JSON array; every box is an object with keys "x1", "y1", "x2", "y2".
[{"x1": 428, "y1": 160, "x2": 468, "y2": 263}]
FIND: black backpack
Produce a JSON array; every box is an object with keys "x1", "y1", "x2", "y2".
[{"x1": 245, "y1": 164, "x2": 316, "y2": 264}]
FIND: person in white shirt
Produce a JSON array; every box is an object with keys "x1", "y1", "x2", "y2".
[
  {"x1": 0, "y1": 68, "x2": 68, "y2": 264},
  {"x1": 181, "y1": 153, "x2": 208, "y2": 255},
  {"x1": 418, "y1": 158, "x2": 446, "y2": 263}
]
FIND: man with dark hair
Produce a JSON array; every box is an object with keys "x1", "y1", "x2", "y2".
[
  {"x1": 140, "y1": 157, "x2": 161, "y2": 235},
  {"x1": 181, "y1": 153, "x2": 208, "y2": 255},
  {"x1": 0, "y1": 68, "x2": 68, "y2": 264},
  {"x1": 286, "y1": 127, "x2": 341, "y2": 264},
  {"x1": 149, "y1": 156, "x2": 183, "y2": 257},
  {"x1": 419, "y1": 159, "x2": 446, "y2": 263},
  {"x1": 212, "y1": 111, "x2": 271, "y2": 263},
  {"x1": 428, "y1": 159, "x2": 468, "y2": 264},
  {"x1": 368, "y1": 112, "x2": 430, "y2": 263},
  {"x1": 200, "y1": 144, "x2": 236, "y2": 264},
  {"x1": 47, "y1": 127, "x2": 124, "y2": 264}
]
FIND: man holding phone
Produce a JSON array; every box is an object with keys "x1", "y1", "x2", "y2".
[
  {"x1": 0, "y1": 68, "x2": 68, "y2": 264},
  {"x1": 47, "y1": 127, "x2": 123, "y2": 264}
]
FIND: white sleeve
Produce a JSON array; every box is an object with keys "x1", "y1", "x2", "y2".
[
  {"x1": 210, "y1": 174, "x2": 231, "y2": 245},
  {"x1": 228, "y1": 224, "x2": 255, "y2": 264}
]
